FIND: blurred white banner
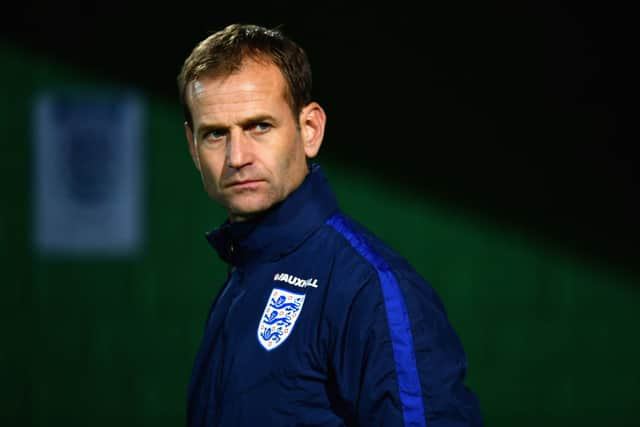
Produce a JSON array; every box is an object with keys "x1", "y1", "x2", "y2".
[{"x1": 33, "y1": 90, "x2": 144, "y2": 256}]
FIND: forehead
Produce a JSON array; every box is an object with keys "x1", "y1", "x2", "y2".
[{"x1": 188, "y1": 60, "x2": 289, "y2": 118}]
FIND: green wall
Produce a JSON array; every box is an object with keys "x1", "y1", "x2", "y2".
[{"x1": 1, "y1": 42, "x2": 638, "y2": 426}]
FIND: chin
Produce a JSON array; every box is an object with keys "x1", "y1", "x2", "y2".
[{"x1": 228, "y1": 200, "x2": 274, "y2": 221}]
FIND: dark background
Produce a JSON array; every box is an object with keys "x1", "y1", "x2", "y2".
[
  {"x1": 4, "y1": 2, "x2": 635, "y2": 276},
  {"x1": 1, "y1": 3, "x2": 639, "y2": 426}
]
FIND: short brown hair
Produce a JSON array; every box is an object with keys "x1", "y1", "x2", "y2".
[{"x1": 177, "y1": 23, "x2": 313, "y2": 129}]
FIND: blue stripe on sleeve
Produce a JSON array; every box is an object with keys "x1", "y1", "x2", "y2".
[{"x1": 327, "y1": 213, "x2": 426, "y2": 427}]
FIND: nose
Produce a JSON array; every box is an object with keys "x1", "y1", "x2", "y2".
[{"x1": 226, "y1": 129, "x2": 253, "y2": 169}]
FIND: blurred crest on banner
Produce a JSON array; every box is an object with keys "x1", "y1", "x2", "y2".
[{"x1": 33, "y1": 89, "x2": 145, "y2": 257}]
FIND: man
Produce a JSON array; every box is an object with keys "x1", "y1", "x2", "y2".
[{"x1": 178, "y1": 23, "x2": 483, "y2": 426}]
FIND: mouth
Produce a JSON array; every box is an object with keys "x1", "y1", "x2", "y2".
[{"x1": 225, "y1": 179, "x2": 264, "y2": 189}]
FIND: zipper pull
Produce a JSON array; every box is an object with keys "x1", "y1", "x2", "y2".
[{"x1": 227, "y1": 242, "x2": 235, "y2": 275}]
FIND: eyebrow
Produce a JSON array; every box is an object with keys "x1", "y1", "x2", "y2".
[{"x1": 197, "y1": 114, "x2": 278, "y2": 136}]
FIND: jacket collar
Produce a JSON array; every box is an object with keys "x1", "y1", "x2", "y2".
[{"x1": 206, "y1": 163, "x2": 339, "y2": 267}]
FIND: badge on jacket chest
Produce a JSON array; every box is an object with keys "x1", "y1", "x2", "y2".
[{"x1": 257, "y1": 288, "x2": 305, "y2": 351}]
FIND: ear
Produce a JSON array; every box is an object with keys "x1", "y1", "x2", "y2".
[
  {"x1": 185, "y1": 121, "x2": 201, "y2": 171},
  {"x1": 299, "y1": 102, "x2": 326, "y2": 158}
]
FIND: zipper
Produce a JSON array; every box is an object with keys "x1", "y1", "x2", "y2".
[{"x1": 227, "y1": 242, "x2": 235, "y2": 275}]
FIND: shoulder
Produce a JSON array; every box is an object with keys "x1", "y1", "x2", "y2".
[
  {"x1": 319, "y1": 212, "x2": 449, "y2": 317},
  {"x1": 322, "y1": 212, "x2": 418, "y2": 283}
]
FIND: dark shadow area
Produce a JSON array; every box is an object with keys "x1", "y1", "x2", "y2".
[{"x1": 3, "y1": 2, "x2": 637, "y2": 280}]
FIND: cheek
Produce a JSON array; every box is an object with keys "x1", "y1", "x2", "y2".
[
  {"x1": 285, "y1": 138, "x2": 307, "y2": 167},
  {"x1": 277, "y1": 141, "x2": 308, "y2": 188},
  {"x1": 198, "y1": 152, "x2": 224, "y2": 182}
]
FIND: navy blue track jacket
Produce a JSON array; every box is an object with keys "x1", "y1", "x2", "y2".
[{"x1": 188, "y1": 164, "x2": 483, "y2": 426}]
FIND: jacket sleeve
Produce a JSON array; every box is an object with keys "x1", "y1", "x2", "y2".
[{"x1": 330, "y1": 269, "x2": 484, "y2": 427}]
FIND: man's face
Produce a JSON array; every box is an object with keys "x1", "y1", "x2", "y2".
[{"x1": 186, "y1": 59, "x2": 317, "y2": 222}]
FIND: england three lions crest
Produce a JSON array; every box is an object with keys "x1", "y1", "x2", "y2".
[{"x1": 257, "y1": 288, "x2": 305, "y2": 351}]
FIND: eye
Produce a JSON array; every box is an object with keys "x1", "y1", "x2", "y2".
[
  {"x1": 203, "y1": 129, "x2": 226, "y2": 141},
  {"x1": 252, "y1": 122, "x2": 272, "y2": 133}
]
